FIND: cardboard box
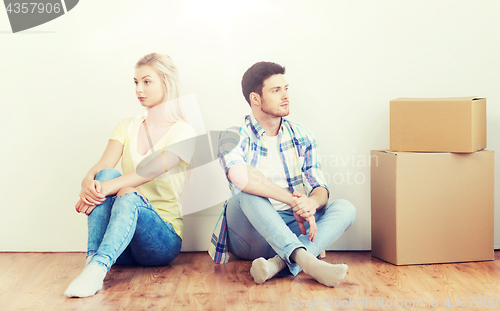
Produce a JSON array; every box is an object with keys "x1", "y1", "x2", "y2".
[
  {"x1": 370, "y1": 150, "x2": 494, "y2": 265},
  {"x1": 390, "y1": 97, "x2": 486, "y2": 153}
]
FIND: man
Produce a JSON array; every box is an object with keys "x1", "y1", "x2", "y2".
[{"x1": 209, "y1": 61, "x2": 356, "y2": 287}]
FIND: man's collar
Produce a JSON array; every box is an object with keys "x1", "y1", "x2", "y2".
[{"x1": 248, "y1": 114, "x2": 284, "y2": 138}]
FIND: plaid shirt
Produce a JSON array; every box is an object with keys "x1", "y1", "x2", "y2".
[{"x1": 208, "y1": 114, "x2": 329, "y2": 264}]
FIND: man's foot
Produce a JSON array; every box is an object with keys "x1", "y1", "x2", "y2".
[
  {"x1": 64, "y1": 263, "x2": 106, "y2": 298},
  {"x1": 250, "y1": 256, "x2": 286, "y2": 284},
  {"x1": 292, "y1": 248, "x2": 348, "y2": 287}
]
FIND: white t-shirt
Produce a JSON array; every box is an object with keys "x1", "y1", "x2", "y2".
[{"x1": 262, "y1": 135, "x2": 290, "y2": 211}]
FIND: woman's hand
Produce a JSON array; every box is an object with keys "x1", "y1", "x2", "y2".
[
  {"x1": 293, "y1": 211, "x2": 317, "y2": 242},
  {"x1": 79, "y1": 177, "x2": 106, "y2": 206},
  {"x1": 75, "y1": 197, "x2": 97, "y2": 215}
]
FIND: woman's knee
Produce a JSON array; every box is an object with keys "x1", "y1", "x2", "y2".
[
  {"x1": 116, "y1": 187, "x2": 148, "y2": 205},
  {"x1": 116, "y1": 187, "x2": 146, "y2": 199},
  {"x1": 116, "y1": 187, "x2": 137, "y2": 197},
  {"x1": 95, "y1": 168, "x2": 121, "y2": 182}
]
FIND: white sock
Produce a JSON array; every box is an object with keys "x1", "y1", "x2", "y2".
[
  {"x1": 292, "y1": 248, "x2": 348, "y2": 287},
  {"x1": 250, "y1": 256, "x2": 286, "y2": 284},
  {"x1": 64, "y1": 263, "x2": 107, "y2": 298},
  {"x1": 85, "y1": 255, "x2": 93, "y2": 266}
]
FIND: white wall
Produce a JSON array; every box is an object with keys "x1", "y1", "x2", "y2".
[{"x1": 1, "y1": 0, "x2": 499, "y2": 252}]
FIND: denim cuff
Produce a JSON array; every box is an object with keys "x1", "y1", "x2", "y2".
[{"x1": 282, "y1": 244, "x2": 306, "y2": 276}]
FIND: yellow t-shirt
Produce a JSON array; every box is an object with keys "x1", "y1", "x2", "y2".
[{"x1": 109, "y1": 114, "x2": 196, "y2": 239}]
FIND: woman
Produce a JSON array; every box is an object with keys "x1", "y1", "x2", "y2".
[{"x1": 65, "y1": 53, "x2": 195, "y2": 298}]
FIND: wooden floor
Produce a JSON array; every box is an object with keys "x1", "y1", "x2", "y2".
[{"x1": 0, "y1": 251, "x2": 498, "y2": 311}]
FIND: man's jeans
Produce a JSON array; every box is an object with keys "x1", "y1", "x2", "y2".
[
  {"x1": 86, "y1": 169, "x2": 182, "y2": 272},
  {"x1": 226, "y1": 192, "x2": 356, "y2": 276}
]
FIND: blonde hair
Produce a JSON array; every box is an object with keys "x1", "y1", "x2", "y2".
[{"x1": 136, "y1": 53, "x2": 188, "y2": 123}]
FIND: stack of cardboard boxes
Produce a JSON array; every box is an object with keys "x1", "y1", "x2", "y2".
[{"x1": 370, "y1": 97, "x2": 494, "y2": 265}]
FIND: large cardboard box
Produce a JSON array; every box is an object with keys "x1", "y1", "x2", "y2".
[
  {"x1": 390, "y1": 97, "x2": 486, "y2": 153},
  {"x1": 370, "y1": 150, "x2": 494, "y2": 265}
]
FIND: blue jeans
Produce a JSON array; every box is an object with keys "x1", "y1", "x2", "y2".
[
  {"x1": 87, "y1": 169, "x2": 182, "y2": 272},
  {"x1": 226, "y1": 192, "x2": 356, "y2": 276}
]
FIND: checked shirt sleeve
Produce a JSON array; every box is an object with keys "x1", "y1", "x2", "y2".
[
  {"x1": 302, "y1": 134, "x2": 330, "y2": 197},
  {"x1": 208, "y1": 127, "x2": 248, "y2": 264},
  {"x1": 218, "y1": 126, "x2": 248, "y2": 174},
  {"x1": 208, "y1": 201, "x2": 230, "y2": 264}
]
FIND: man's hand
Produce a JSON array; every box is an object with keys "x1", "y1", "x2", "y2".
[
  {"x1": 291, "y1": 191, "x2": 318, "y2": 219},
  {"x1": 293, "y1": 211, "x2": 317, "y2": 242}
]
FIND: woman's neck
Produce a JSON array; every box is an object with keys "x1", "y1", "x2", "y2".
[{"x1": 145, "y1": 102, "x2": 174, "y2": 128}]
